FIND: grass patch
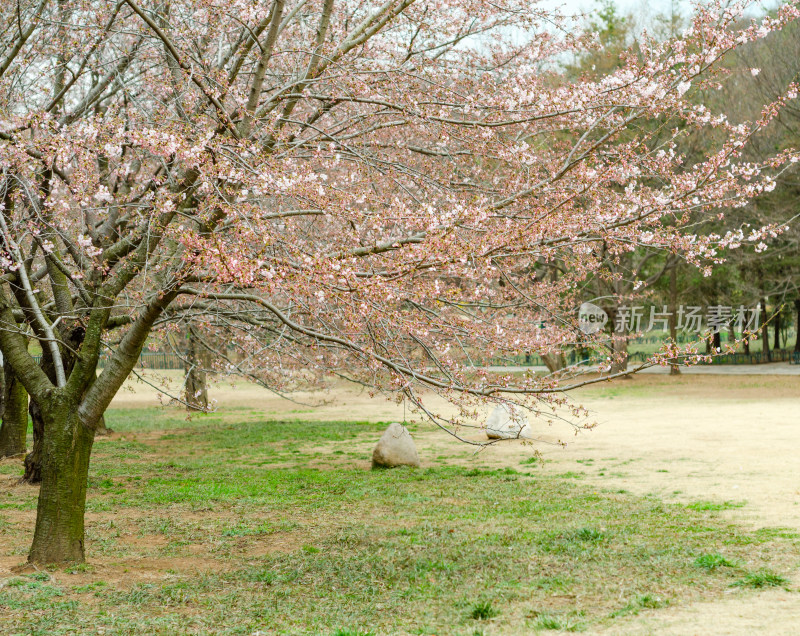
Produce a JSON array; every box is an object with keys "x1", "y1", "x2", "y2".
[
  {"x1": 686, "y1": 501, "x2": 746, "y2": 512},
  {"x1": 469, "y1": 600, "x2": 499, "y2": 620},
  {"x1": 532, "y1": 613, "x2": 582, "y2": 631},
  {"x1": 610, "y1": 593, "x2": 668, "y2": 618},
  {"x1": 564, "y1": 527, "x2": 606, "y2": 543},
  {"x1": 694, "y1": 553, "x2": 736, "y2": 571},
  {"x1": 731, "y1": 569, "x2": 790, "y2": 589}
]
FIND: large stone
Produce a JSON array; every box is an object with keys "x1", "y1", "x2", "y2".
[
  {"x1": 485, "y1": 405, "x2": 532, "y2": 439},
  {"x1": 372, "y1": 422, "x2": 421, "y2": 468}
]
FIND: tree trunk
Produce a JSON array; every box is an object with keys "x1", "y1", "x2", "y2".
[
  {"x1": 95, "y1": 414, "x2": 112, "y2": 436},
  {"x1": 89, "y1": 368, "x2": 112, "y2": 435},
  {"x1": 184, "y1": 328, "x2": 209, "y2": 410},
  {"x1": 23, "y1": 399, "x2": 44, "y2": 482},
  {"x1": 760, "y1": 297, "x2": 770, "y2": 362},
  {"x1": 604, "y1": 305, "x2": 629, "y2": 375},
  {"x1": 541, "y1": 352, "x2": 566, "y2": 373},
  {"x1": 611, "y1": 335, "x2": 629, "y2": 374},
  {"x1": 28, "y1": 397, "x2": 94, "y2": 565},
  {"x1": 0, "y1": 366, "x2": 28, "y2": 458},
  {"x1": 712, "y1": 330, "x2": 722, "y2": 352},
  {"x1": 773, "y1": 308, "x2": 781, "y2": 351},
  {"x1": 24, "y1": 326, "x2": 87, "y2": 482},
  {"x1": 668, "y1": 263, "x2": 680, "y2": 375},
  {"x1": 795, "y1": 298, "x2": 800, "y2": 353}
]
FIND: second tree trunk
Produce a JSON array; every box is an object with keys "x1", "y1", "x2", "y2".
[{"x1": 0, "y1": 366, "x2": 29, "y2": 458}]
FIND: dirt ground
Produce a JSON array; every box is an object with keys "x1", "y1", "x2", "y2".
[{"x1": 85, "y1": 371, "x2": 800, "y2": 632}]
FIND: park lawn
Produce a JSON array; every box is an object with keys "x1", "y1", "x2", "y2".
[{"x1": 0, "y1": 407, "x2": 798, "y2": 635}]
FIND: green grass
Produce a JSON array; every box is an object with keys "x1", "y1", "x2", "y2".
[
  {"x1": 468, "y1": 600, "x2": 499, "y2": 620},
  {"x1": 564, "y1": 527, "x2": 606, "y2": 543},
  {"x1": 731, "y1": 569, "x2": 790, "y2": 589},
  {"x1": 686, "y1": 501, "x2": 746, "y2": 512},
  {"x1": 531, "y1": 612, "x2": 582, "y2": 631},
  {"x1": 694, "y1": 553, "x2": 736, "y2": 571},
  {"x1": 0, "y1": 408, "x2": 797, "y2": 634},
  {"x1": 609, "y1": 593, "x2": 668, "y2": 618}
]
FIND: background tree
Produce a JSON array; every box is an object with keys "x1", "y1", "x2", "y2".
[
  {"x1": 690, "y1": 12, "x2": 800, "y2": 354},
  {"x1": 182, "y1": 326, "x2": 211, "y2": 411},
  {"x1": 0, "y1": 358, "x2": 29, "y2": 458}
]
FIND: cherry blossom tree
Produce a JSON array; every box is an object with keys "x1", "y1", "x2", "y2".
[{"x1": 1, "y1": 0, "x2": 798, "y2": 564}]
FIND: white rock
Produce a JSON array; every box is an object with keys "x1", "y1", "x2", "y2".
[
  {"x1": 372, "y1": 422, "x2": 421, "y2": 468},
  {"x1": 485, "y1": 405, "x2": 532, "y2": 439}
]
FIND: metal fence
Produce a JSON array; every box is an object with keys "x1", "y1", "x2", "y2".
[
  {"x1": 483, "y1": 347, "x2": 798, "y2": 369},
  {"x1": 131, "y1": 352, "x2": 185, "y2": 369},
  {"x1": 629, "y1": 349, "x2": 795, "y2": 365},
  {"x1": 33, "y1": 351, "x2": 186, "y2": 370}
]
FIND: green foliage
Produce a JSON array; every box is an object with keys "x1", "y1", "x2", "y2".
[{"x1": 590, "y1": 0, "x2": 627, "y2": 46}]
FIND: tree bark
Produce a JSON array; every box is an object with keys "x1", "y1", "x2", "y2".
[
  {"x1": 760, "y1": 297, "x2": 770, "y2": 362},
  {"x1": 95, "y1": 414, "x2": 112, "y2": 436},
  {"x1": 184, "y1": 328, "x2": 209, "y2": 410},
  {"x1": 604, "y1": 304, "x2": 629, "y2": 375},
  {"x1": 89, "y1": 375, "x2": 111, "y2": 436},
  {"x1": 773, "y1": 307, "x2": 781, "y2": 351},
  {"x1": 23, "y1": 399, "x2": 44, "y2": 482},
  {"x1": 611, "y1": 335, "x2": 629, "y2": 374},
  {"x1": 24, "y1": 326, "x2": 87, "y2": 482},
  {"x1": 541, "y1": 352, "x2": 566, "y2": 373},
  {"x1": 795, "y1": 298, "x2": 800, "y2": 353},
  {"x1": 28, "y1": 396, "x2": 94, "y2": 564},
  {"x1": 668, "y1": 262, "x2": 680, "y2": 375},
  {"x1": 0, "y1": 365, "x2": 28, "y2": 458}
]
